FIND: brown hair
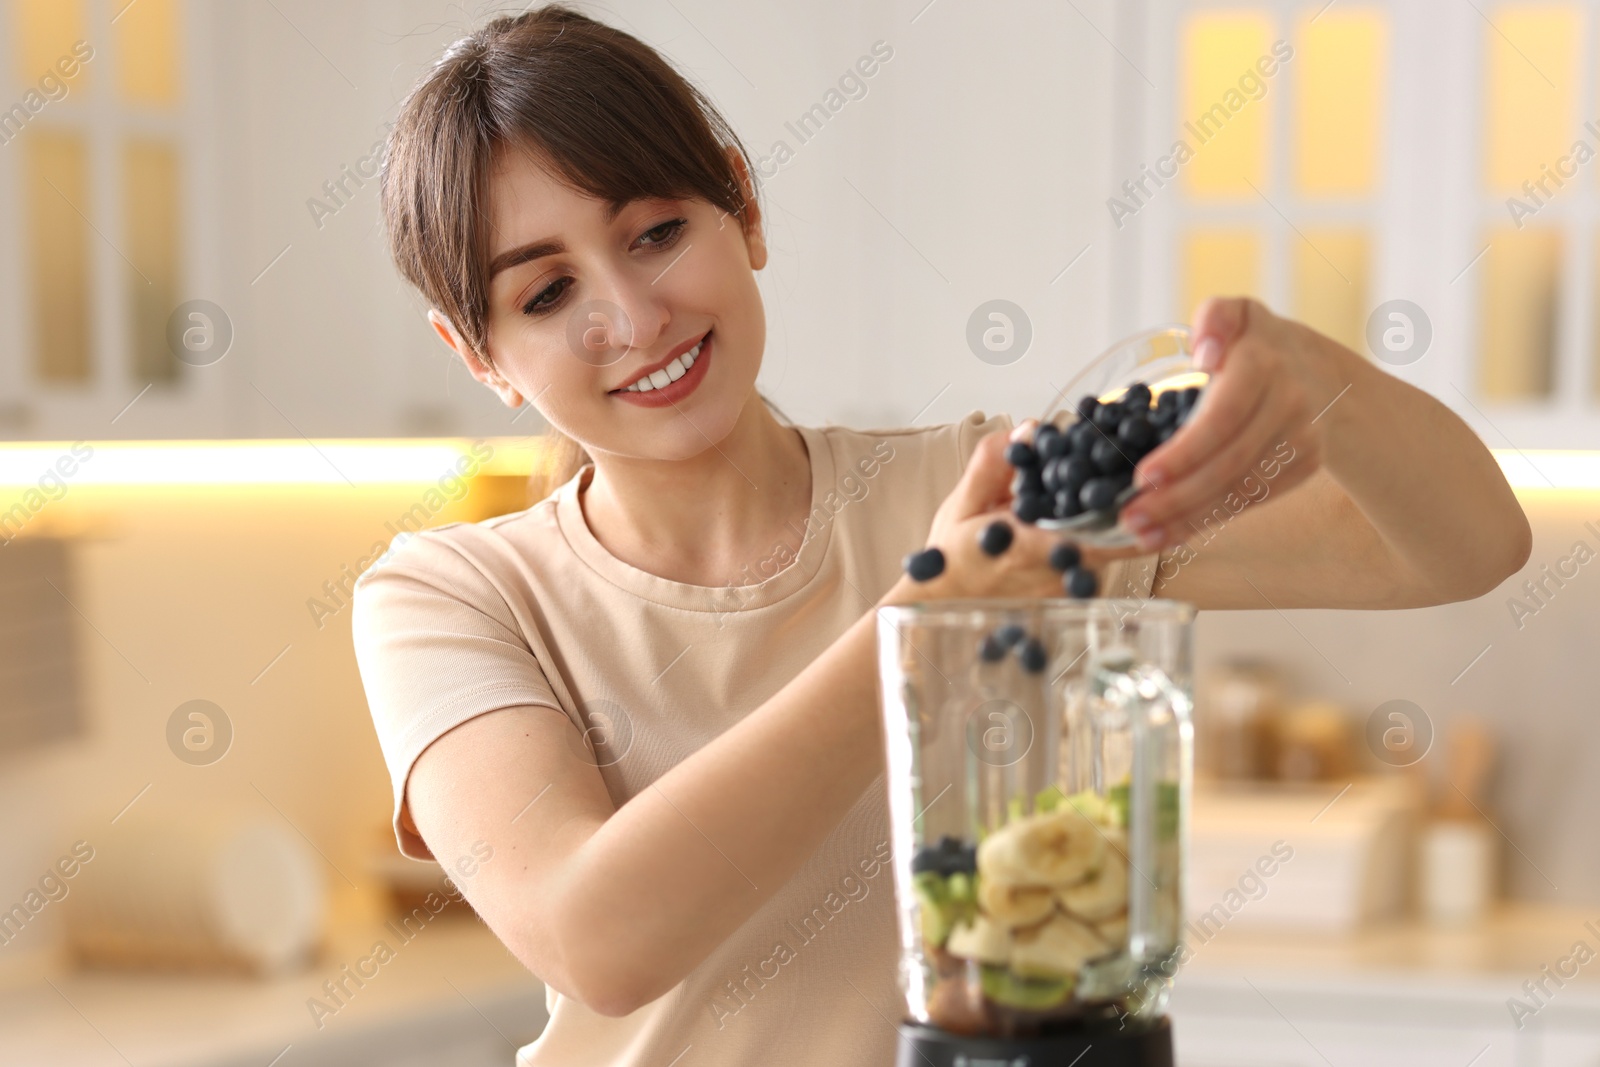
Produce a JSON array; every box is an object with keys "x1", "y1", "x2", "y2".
[{"x1": 381, "y1": 5, "x2": 762, "y2": 500}]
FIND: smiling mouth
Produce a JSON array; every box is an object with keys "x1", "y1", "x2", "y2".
[{"x1": 610, "y1": 332, "x2": 709, "y2": 394}]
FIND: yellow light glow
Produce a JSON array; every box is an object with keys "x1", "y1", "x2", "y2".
[
  {"x1": 0, "y1": 440, "x2": 1597, "y2": 492},
  {"x1": 1494, "y1": 451, "x2": 1600, "y2": 491},
  {"x1": 0, "y1": 439, "x2": 541, "y2": 486}
]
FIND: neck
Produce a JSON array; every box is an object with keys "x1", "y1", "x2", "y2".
[{"x1": 580, "y1": 398, "x2": 812, "y2": 587}]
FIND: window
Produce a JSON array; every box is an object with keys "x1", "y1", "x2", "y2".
[
  {"x1": 1173, "y1": 6, "x2": 1387, "y2": 355},
  {"x1": 3, "y1": 0, "x2": 185, "y2": 404},
  {"x1": 1123, "y1": 1, "x2": 1600, "y2": 445}
]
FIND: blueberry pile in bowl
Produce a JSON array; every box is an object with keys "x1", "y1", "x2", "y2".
[{"x1": 1008, "y1": 383, "x2": 1203, "y2": 538}]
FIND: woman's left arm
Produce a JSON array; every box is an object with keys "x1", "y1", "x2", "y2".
[{"x1": 1123, "y1": 297, "x2": 1532, "y2": 610}]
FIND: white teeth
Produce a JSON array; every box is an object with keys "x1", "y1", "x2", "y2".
[{"x1": 621, "y1": 337, "x2": 706, "y2": 392}]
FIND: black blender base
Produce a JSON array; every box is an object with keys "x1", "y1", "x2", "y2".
[{"x1": 896, "y1": 1017, "x2": 1173, "y2": 1067}]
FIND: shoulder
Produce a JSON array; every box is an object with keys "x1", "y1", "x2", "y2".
[
  {"x1": 351, "y1": 496, "x2": 559, "y2": 611},
  {"x1": 808, "y1": 410, "x2": 1014, "y2": 481}
]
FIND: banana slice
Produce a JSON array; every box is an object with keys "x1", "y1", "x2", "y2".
[
  {"x1": 1056, "y1": 847, "x2": 1128, "y2": 922},
  {"x1": 1095, "y1": 913, "x2": 1129, "y2": 945},
  {"x1": 945, "y1": 914, "x2": 1011, "y2": 965},
  {"x1": 978, "y1": 807, "x2": 1107, "y2": 887},
  {"x1": 978, "y1": 879, "x2": 1056, "y2": 929},
  {"x1": 1009, "y1": 914, "x2": 1107, "y2": 979}
]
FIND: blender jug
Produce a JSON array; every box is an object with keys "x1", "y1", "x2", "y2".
[{"x1": 877, "y1": 599, "x2": 1194, "y2": 1067}]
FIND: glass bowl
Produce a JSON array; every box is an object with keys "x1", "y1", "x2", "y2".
[{"x1": 1033, "y1": 326, "x2": 1208, "y2": 548}]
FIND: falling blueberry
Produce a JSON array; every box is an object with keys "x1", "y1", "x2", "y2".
[
  {"x1": 1018, "y1": 637, "x2": 1048, "y2": 673},
  {"x1": 903, "y1": 547, "x2": 946, "y2": 582},
  {"x1": 995, "y1": 623, "x2": 1026, "y2": 648},
  {"x1": 978, "y1": 632, "x2": 1008, "y2": 662},
  {"x1": 1049, "y1": 542, "x2": 1082, "y2": 572},
  {"x1": 978, "y1": 521, "x2": 1014, "y2": 557},
  {"x1": 1065, "y1": 566, "x2": 1098, "y2": 599}
]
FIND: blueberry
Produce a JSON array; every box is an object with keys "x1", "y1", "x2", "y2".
[
  {"x1": 1005, "y1": 441, "x2": 1038, "y2": 468},
  {"x1": 1054, "y1": 488, "x2": 1084, "y2": 518},
  {"x1": 1013, "y1": 493, "x2": 1050, "y2": 523},
  {"x1": 911, "y1": 844, "x2": 942, "y2": 875},
  {"x1": 1018, "y1": 637, "x2": 1047, "y2": 673},
  {"x1": 1065, "y1": 566, "x2": 1099, "y2": 598},
  {"x1": 995, "y1": 623, "x2": 1026, "y2": 648},
  {"x1": 1179, "y1": 386, "x2": 1203, "y2": 414},
  {"x1": 1092, "y1": 404, "x2": 1121, "y2": 431},
  {"x1": 1080, "y1": 476, "x2": 1120, "y2": 512},
  {"x1": 1090, "y1": 437, "x2": 1130, "y2": 474},
  {"x1": 978, "y1": 632, "x2": 1008, "y2": 662},
  {"x1": 1040, "y1": 457, "x2": 1065, "y2": 493},
  {"x1": 903, "y1": 547, "x2": 946, "y2": 582},
  {"x1": 978, "y1": 520, "x2": 1014, "y2": 557},
  {"x1": 1155, "y1": 389, "x2": 1179, "y2": 412},
  {"x1": 1158, "y1": 423, "x2": 1178, "y2": 443},
  {"x1": 1012, "y1": 467, "x2": 1046, "y2": 498},
  {"x1": 1118, "y1": 415, "x2": 1156, "y2": 452},
  {"x1": 1061, "y1": 454, "x2": 1094, "y2": 485},
  {"x1": 1068, "y1": 421, "x2": 1098, "y2": 457},
  {"x1": 1036, "y1": 425, "x2": 1068, "y2": 461},
  {"x1": 1125, "y1": 382, "x2": 1152, "y2": 409},
  {"x1": 1075, "y1": 395, "x2": 1100, "y2": 421},
  {"x1": 1048, "y1": 542, "x2": 1082, "y2": 572}
]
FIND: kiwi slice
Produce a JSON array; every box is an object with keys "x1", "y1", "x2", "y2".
[{"x1": 979, "y1": 964, "x2": 1074, "y2": 1011}]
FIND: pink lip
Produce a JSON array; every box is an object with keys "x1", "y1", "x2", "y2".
[{"x1": 610, "y1": 333, "x2": 711, "y2": 408}]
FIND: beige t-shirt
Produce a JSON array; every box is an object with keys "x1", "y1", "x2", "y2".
[{"x1": 351, "y1": 410, "x2": 1156, "y2": 1067}]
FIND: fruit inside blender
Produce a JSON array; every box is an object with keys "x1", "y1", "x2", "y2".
[{"x1": 911, "y1": 781, "x2": 1179, "y2": 1038}]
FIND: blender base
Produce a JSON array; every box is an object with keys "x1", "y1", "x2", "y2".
[{"x1": 895, "y1": 1017, "x2": 1174, "y2": 1067}]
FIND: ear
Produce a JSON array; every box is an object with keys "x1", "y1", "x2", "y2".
[
  {"x1": 427, "y1": 309, "x2": 524, "y2": 408},
  {"x1": 724, "y1": 147, "x2": 767, "y2": 271}
]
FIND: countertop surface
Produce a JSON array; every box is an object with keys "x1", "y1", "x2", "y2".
[
  {"x1": 9, "y1": 904, "x2": 1600, "y2": 1065},
  {"x1": 0, "y1": 917, "x2": 546, "y2": 1067}
]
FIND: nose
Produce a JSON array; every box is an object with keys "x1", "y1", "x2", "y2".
[{"x1": 575, "y1": 269, "x2": 671, "y2": 361}]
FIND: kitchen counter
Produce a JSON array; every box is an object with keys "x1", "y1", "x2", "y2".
[
  {"x1": 1172, "y1": 904, "x2": 1600, "y2": 1067},
  {"x1": 0, "y1": 919, "x2": 546, "y2": 1067}
]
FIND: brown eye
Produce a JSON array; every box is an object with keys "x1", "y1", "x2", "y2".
[
  {"x1": 522, "y1": 277, "x2": 571, "y2": 316},
  {"x1": 638, "y1": 219, "x2": 686, "y2": 248}
]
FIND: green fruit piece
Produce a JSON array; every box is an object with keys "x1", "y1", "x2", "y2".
[
  {"x1": 1006, "y1": 796, "x2": 1026, "y2": 824},
  {"x1": 914, "y1": 870, "x2": 953, "y2": 947},
  {"x1": 1034, "y1": 786, "x2": 1066, "y2": 814},
  {"x1": 1106, "y1": 783, "x2": 1130, "y2": 828},
  {"x1": 979, "y1": 964, "x2": 1074, "y2": 1011}
]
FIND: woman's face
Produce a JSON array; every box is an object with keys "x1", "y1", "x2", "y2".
[{"x1": 475, "y1": 146, "x2": 767, "y2": 462}]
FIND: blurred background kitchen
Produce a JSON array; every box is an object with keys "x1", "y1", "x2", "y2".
[{"x1": 2, "y1": 0, "x2": 1600, "y2": 1063}]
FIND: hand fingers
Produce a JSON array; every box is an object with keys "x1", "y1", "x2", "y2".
[
  {"x1": 1135, "y1": 344, "x2": 1270, "y2": 493},
  {"x1": 1125, "y1": 381, "x2": 1303, "y2": 538},
  {"x1": 1190, "y1": 296, "x2": 1256, "y2": 372},
  {"x1": 946, "y1": 430, "x2": 1019, "y2": 520},
  {"x1": 938, "y1": 512, "x2": 1146, "y2": 600}
]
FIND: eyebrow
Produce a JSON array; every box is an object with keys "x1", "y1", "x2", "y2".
[{"x1": 486, "y1": 200, "x2": 634, "y2": 279}]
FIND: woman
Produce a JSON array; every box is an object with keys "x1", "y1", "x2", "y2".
[{"x1": 352, "y1": 7, "x2": 1530, "y2": 1066}]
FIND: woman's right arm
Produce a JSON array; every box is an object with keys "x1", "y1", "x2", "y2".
[{"x1": 405, "y1": 428, "x2": 1121, "y2": 1017}]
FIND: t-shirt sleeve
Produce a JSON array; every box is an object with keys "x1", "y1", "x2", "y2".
[
  {"x1": 351, "y1": 528, "x2": 567, "y2": 860},
  {"x1": 954, "y1": 409, "x2": 1016, "y2": 475}
]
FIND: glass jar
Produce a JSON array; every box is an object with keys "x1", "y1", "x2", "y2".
[{"x1": 876, "y1": 599, "x2": 1194, "y2": 1044}]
